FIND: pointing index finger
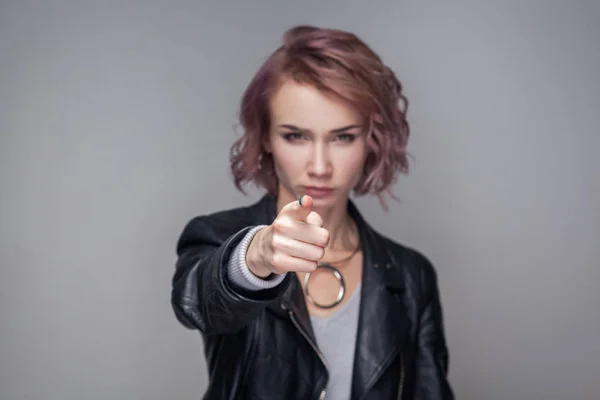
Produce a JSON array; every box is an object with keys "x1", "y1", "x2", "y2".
[{"x1": 282, "y1": 195, "x2": 313, "y2": 222}]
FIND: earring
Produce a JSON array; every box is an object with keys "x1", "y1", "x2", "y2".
[{"x1": 257, "y1": 153, "x2": 263, "y2": 170}]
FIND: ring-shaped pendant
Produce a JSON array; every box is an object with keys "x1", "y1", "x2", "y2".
[{"x1": 303, "y1": 263, "x2": 346, "y2": 309}]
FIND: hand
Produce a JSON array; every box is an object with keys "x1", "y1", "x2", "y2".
[{"x1": 246, "y1": 195, "x2": 330, "y2": 278}]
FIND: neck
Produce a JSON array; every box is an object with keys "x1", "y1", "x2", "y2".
[{"x1": 275, "y1": 190, "x2": 358, "y2": 251}]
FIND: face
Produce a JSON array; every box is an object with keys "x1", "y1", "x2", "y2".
[{"x1": 266, "y1": 79, "x2": 368, "y2": 210}]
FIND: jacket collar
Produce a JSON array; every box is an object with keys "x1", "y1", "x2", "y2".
[{"x1": 257, "y1": 194, "x2": 410, "y2": 398}]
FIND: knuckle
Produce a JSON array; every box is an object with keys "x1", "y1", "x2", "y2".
[
  {"x1": 306, "y1": 263, "x2": 318, "y2": 272},
  {"x1": 270, "y1": 252, "x2": 281, "y2": 267},
  {"x1": 272, "y1": 218, "x2": 285, "y2": 232},
  {"x1": 271, "y1": 265, "x2": 283, "y2": 274},
  {"x1": 270, "y1": 234, "x2": 282, "y2": 249},
  {"x1": 272, "y1": 253, "x2": 291, "y2": 271},
  {"x1": 315, "y1": 246, "x2": 325, "y2": 260},
  {"x1": 321, "y1": 229, "x2": 330, "y2": 246}
]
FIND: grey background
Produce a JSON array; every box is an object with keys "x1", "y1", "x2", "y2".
[{"x1": 1, "y1": 1, "x2": 599, "y2": 399}]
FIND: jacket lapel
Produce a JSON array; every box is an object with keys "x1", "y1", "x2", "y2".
[
  {"x1": 285, "y1": 277, "x2": 318, "y2": 341},
  {"x1": 348, "y1": 201, "x2": 411, "y2": 400}
]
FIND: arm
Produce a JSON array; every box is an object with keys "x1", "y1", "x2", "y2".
[
  {"x1": 414, "y1": 261, "x2": 454, "y2": 399},
  {"x1": 171, "y1": 216, "x2": 293, "y2": 335}
]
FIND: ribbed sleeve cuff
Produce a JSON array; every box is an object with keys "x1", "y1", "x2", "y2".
[{"x1": 227, "y1": 225, "x2": 288, "y2": 291}]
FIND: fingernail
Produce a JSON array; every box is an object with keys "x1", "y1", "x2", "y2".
[{"x1": 299, "y1": 195, "x2": 304, "y2": 206}]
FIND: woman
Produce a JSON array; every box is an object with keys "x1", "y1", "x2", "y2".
[{"x1": 171, "y1": 25, "x2": 454, "y2": 399}]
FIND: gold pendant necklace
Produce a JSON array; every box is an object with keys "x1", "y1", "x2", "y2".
[{"x1": 303, "y1": 241, "x2": 361, "y2": 309}]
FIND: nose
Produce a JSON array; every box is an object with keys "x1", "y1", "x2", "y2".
[{"x1": 307, "y1": 142, "x2": 332, "y2": 178}]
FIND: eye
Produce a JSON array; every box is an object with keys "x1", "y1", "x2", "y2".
[
  {"x1": 335, "y1": 134, "x2": 356, "y2": 142},
  {"x1": 282, "y1": 132, "x2": 305, "y2": 141}
]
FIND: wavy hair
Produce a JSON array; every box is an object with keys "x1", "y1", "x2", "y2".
[{"x1": 229, "y1": 25, "x2": 411, "y2": 206}]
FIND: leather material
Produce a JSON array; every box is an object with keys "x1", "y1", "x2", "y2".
[{"x1": 171, "y1": 194, "x2": 454, "y2": 399}]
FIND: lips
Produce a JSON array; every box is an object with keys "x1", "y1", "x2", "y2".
[{"x1": 303, "y1": 186, "x2": 335, "y2": 198}]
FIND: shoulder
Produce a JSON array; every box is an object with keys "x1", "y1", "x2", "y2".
[{"x1": 176, "y1": 198, "x2": 266, "y2": 254}]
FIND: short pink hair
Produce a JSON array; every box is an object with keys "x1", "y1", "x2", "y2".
[{"x1": 229, "y1": 25, "x2": 410, "y2": 204}]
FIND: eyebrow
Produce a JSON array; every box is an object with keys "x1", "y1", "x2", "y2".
[{"x1": 278, "y1": 124, "x2": 362, "y2": 134}]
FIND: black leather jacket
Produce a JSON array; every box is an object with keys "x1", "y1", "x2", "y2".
[{"x1": 171, "y1": 194, "x2": 454, "y2": 399}]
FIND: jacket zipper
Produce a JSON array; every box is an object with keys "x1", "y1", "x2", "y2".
[
  {"x1": 287, "y1": 308, "x2": 329, "y2": 400},
  {"x1": 396, "y1": 353, "x2": 405, "y2": 400}
]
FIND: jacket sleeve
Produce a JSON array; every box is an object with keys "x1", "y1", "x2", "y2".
[
  {"x1": 170, "y1": 215, "x2": 294, "y2": 335},
  {"x1": 414, "y1": 258, "x2": 455, "y2": 399},
  {"x1": 226, "y1": 225, "x2": 289, "y2": 291}
]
